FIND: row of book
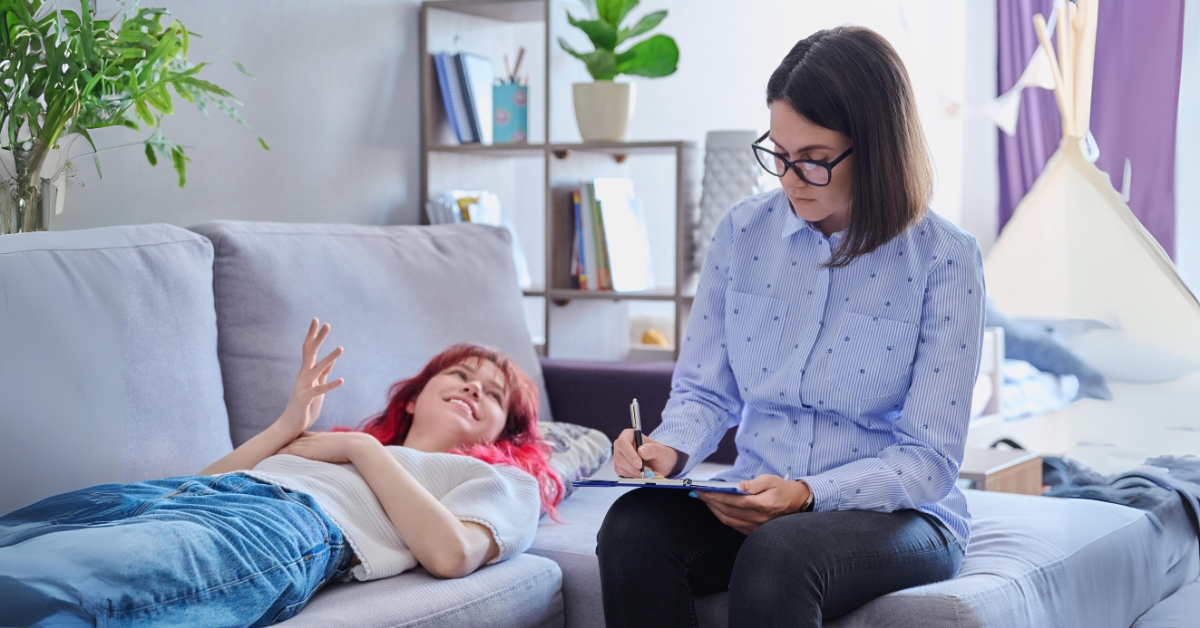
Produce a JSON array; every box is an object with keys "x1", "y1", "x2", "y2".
[
  {"x1": 432, "y1": 52, "x2": 493, "y2": 144},
  {"x1": 427, "y1": 190, "x2": 531, "y2": 289},
  {"x1": 571, "y1": 178, "x2": 655, "y2": 293}
]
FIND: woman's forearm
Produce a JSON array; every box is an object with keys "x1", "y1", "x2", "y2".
[
  {"x1": 348, "y1": 438, "x2": 498, "y2": 578},
  {"x1": 200, "y1": 422, "x2": 298, "y2": 475}
]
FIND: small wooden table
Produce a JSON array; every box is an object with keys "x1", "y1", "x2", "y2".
[{"x1": 959, "y1": 448, "x2": 1043, "y2": 495}]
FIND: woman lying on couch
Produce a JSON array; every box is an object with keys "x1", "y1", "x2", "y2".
[{"x1": 0, "y1": 319, "x2": 561, "y2": 627}]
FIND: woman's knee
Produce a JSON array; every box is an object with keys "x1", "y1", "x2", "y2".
[{"x1": 730, "y1": 515, "x2": 827, "y2": 599}]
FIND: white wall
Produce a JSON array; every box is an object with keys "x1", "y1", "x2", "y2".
[
  {"x1": 51, "y1": 0, "x2": 425, "y2": 231},
  {"x1": 1177, "y1": 0, "x2": 1200, "y2": 294}
]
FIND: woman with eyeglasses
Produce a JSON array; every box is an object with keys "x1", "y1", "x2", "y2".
[{"x1": 597, "y1": 26, "x2": 984, "y2": 628}]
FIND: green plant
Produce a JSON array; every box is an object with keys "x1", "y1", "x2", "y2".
[
  {"x1": 0, "y1": 0, "x2": 265, "y2": 233},
  {"x1": 558, "y1": 0, "x2": 678, "y2": 81}
]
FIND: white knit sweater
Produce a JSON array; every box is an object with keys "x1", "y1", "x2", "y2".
[{"x1": 236, "y1": 446, "x2": 540, "y2": 581}]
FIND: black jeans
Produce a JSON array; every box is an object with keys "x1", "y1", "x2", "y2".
[{"x1": 597, "y1": 488, "x2": 963, "y2": 628}]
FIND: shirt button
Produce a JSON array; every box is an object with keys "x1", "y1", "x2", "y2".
[{"x1": 833, "y1": 422, "x2": 839, "y2": 426}]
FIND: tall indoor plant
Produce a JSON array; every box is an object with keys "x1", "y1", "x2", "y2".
[
  {"x1": 558, "y1": 0, "x2": 678, "y2": 141},
  {"x1": 0, "y1": 0, "x2": 264, "y2": 234}
]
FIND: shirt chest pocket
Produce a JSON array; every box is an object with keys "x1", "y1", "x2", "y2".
[
  {"x1": 725, "y1": 290, "x2": 789, "y2": 375},
  {"x1": 828, "y1": 313, "x2": 919, "y2": 399}
]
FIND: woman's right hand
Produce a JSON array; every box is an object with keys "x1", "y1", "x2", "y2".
[
  {"x1": 613, "y1": 429, "x2": 679, "y2": 478},
  {"x1": 275, "y1": 318, "x2": 345, "y2": 437}
]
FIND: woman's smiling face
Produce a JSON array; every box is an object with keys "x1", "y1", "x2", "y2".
[
  {"x1": 405, "y1": 357, "x2": 510, "y2": 450},
  {"x1": 768, "y1": 100, "x2": 855, "y2": 236}
]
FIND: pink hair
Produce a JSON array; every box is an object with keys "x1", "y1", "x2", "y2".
[{"x1": 333, "y1": 344, "x2": 562, "y2": 515}]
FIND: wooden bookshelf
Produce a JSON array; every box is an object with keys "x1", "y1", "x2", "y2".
[{"x1": 420, "y1": 0, "x2": 702, "y2": 360}]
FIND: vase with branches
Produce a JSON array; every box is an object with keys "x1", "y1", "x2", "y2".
[{"x1": 0, "y1": 0, "x2": 265, "y2": 234}]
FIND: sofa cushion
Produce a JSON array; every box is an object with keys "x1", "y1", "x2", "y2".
[
  {"x1": 698, "y1": 491, "x2": 1179, "y2": 628},
  {"x1": 278, "y1": 554, "x2": 563, "y2": 628},
  {"x1": 189, "y1": 221, "x2": 551, "y2": 446},
  {"x1": 0, "y1": 225, "x2": 231, "y2": 515}
]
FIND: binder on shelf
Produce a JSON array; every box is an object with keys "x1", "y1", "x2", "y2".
[
  {"x1": 433, "y1": 52, "x2": 476, "y2": 143},
  {"x1": 593, "y1": 178, "x2": 654, "y2": 293},
  {"x1": 455, "y1": 53, "x2": 495, "y2": 145}
]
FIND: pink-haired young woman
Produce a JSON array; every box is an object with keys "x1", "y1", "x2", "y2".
[{"x1": 0, "y1": 319, "x2": 560, "y2": 627}]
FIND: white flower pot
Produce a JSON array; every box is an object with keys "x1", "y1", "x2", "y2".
[{"x1": 572, "y1": 81, "x2": 636, "y2": 142}]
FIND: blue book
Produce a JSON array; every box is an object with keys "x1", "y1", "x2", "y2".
[{"x1": 433, "y1": 54, "x2": 464, "y2": 143}]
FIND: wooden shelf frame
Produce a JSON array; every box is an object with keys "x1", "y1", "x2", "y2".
[{"x1": 419, "y1": 0, "x2": 701, "y2": 360}]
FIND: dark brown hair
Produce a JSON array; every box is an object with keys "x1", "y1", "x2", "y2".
[{"x1": 766, "y1": 26, "x2": 932, "y2": 267}]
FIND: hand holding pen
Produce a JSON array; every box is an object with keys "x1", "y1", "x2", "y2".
[{"x1": 612, "y1": 399, "x2": 680, "y2": 478}]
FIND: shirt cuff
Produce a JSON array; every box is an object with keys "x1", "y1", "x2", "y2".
[{"x1": 799, "y1": 473, "x2": 841, "y2": 512}]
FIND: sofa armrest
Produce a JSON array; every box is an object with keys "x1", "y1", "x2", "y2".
[{"x1": 539, "y1": 358, "x2": 737, "y2": 465}]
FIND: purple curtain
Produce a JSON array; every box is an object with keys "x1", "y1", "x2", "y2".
[
  {"x1": 997, "y1": 0, "x2": 1060, "y2": 232},
  {"x1": 1090, "y1": 0, "x2": 1185, "y2": 259},
  {"x1": 997, "y1": 0, "x2": 1186, "y2": 259}
]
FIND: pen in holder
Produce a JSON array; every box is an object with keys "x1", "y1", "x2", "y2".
[
  {"x1": 631, "y1": 398, "x2": 645, "y2": 473},
  {"x1": 493, "y1": 81, "x2": 528, "y2": 144}
]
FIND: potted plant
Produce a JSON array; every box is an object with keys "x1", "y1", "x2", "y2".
[
  {"x1": 0, "y1": 0, "x2": 265, "y2": 234},
  {"x1": 558, "y1": 0, "x2": 678, "y2": 142}
]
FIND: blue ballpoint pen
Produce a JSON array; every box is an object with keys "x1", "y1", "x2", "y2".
[{"x1": 631, "y1": 398, "x2": 645, "y2": 474}]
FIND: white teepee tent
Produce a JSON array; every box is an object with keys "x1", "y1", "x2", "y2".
[{"x1": 981, "y1": 0, "x2": 1200, "y2": 472}]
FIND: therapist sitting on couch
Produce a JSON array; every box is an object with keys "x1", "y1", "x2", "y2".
[{"x1": 597, "y1": 25, "x2": 985, "y2": 628}]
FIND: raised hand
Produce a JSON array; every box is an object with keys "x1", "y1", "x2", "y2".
[{"x1": 275, "y1": 318, "x2": 345, "y2": 437}]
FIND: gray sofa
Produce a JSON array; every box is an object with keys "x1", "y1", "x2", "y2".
[{"x1": 2, "y1": 221, "x2": 1194, "y2": 628}]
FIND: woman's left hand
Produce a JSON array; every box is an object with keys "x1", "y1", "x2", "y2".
[
  {"x1": 277, "y1": 431, "x2": 377, "y2": 464},
  {"x1": 697, "y1": 474, "x2": 812, "y2": 535}
]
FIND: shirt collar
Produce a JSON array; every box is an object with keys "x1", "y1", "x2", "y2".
[{"x1": 779, "y1": 196, "x2": 847, "y2": 244}]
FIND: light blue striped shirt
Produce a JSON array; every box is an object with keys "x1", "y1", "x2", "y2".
[{"x1": 653, "y1": 188, "x2": 985, "y2": 547}]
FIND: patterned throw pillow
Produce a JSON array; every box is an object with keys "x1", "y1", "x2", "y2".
[{"x1": 540, "y1": 422, "x2": 612, "y2": 500}]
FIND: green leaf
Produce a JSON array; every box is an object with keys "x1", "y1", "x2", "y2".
[
  {"x1": 93, "y1": 154, "x2": 102, "y2": 178},
  {"x1": 134, "y1": 99, "x2": 154, "y2": 126},
  {"x1": 558, "y1": 37, "x2": 617, "y2": 80},
  {"x1": 617, "y1": 10, "x2": 666, "y2": 46},
  {"x1": 257, "y1": 136, "x2": 269, "y2": 151},
  {"x1": 144, "y1": 141, "x2": 157, "y2": 165},
  {"x1": 615, "y1": 34, "x2": 678, "y2": 78},
  {"x1": 595, "y1": 0, "x2": 637, "y2": 27},
  {"x1": 567, "y1": 14, "x2": 617, "y2": 51},
  {"x1": 147, "y1": 85, "x2": 173, "y2": 115},
  {"x1": 76, "y1": 127, "x2": 98, "y2": 153},
  {"x1": 170, "y1": 146, "x2": 187, "y2": 187}
]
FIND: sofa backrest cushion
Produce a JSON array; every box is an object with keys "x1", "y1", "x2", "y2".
[
  {"x1": 190, "y1": 221, "x2": 552, "y2": 446},
  {"x1": 0, "y1": 224, "x2": 231, "y2": 515}
]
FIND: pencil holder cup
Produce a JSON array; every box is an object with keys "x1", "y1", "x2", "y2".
[{"x1": 493, "y1": 83, "x2": 528, "y2": 144}]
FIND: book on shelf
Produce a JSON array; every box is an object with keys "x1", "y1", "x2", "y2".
[
  {"x1": 569, "y1": 178, "x2": 654, "y2": 293},
  {"x1": 571, "y1": 190, "x2": 589, "y2": 290},
  {"x1": 455, "y1": 53, "x2": 494, "y2": 145},
  {"x1": 431, "y1": 52, "x2": 493, "y2": 144},
  {"x1": 426, "y1": 190, "x2": 531, "y2": 289},
  {"x1": 432, "y1": 53, "x2": 475, "y2": 143}
]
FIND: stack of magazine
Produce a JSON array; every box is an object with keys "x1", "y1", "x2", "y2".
[
  {"x1": 427, "y1": 191, "x2": 531, "y2": 289},
  {"x1": 432, "y1": 52, "x2": 494, "y2": 144},
  {"x1": 571, "y1": 178, "x2": 655, "y2": 293}
]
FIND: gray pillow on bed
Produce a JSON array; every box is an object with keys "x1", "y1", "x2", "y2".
[{"x1": 985, "y1": 297, "x2": 1112, "y2": 401}]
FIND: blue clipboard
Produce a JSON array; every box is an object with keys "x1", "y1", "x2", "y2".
[{"x1": 572, "y1": 478, "x2": 748, "y2": 494}]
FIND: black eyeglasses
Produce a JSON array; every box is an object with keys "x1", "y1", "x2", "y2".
[{"x1": 751, "y1": 131, "x2": 853, "y2": 187}]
